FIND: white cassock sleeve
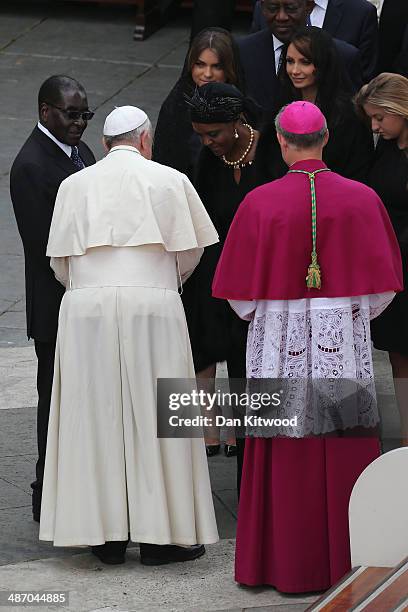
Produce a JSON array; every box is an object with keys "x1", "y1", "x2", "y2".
[
  {"x1": 50, "y1": 257, "x2": 69, "y2": 288},
  {"x1": 369, "y1": 292, "x2": 396, "y2": 320},
  {"x1": 177, "y1": 248, "x2": 204, "y2": 285},
  {"x1": 228, "y1": 300, "x2": 257, "y2": 321}
]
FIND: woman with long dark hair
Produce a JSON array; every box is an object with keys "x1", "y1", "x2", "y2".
[
  {"x1": 153, "y1": 27, "x2": 245, "y2": 181},
  {"x1": 256, "y1": 27, "x2": 373, "y2": 183}
]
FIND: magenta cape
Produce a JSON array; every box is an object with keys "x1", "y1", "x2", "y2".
[{"x1": 212, "y1": 159, "x2": 403, "y2": 300}]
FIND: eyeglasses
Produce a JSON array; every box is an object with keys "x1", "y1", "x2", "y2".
[{"x1": 46, "y1": 102, "x2": 95, "y2": 121}]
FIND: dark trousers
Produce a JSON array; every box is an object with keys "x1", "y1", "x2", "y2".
[
  {"x1": 225, "y1": 345, "x2": 246, "y2": 497},
  {"x1": 32, "y1": 339, "x2": 56, "y2": 515},
  {"x1": 191, "y1": 0, "x2": 236, "y2": 40}
]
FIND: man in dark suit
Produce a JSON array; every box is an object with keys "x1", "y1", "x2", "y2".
[
  {"x1": 190, "y1": 0, "x2": 236, "y2": 40},
  {"x1": 238, "y1": 0, "x2": 363, "y2": 113},
  {"x1": 10, "y1": 75, "x2": 96, "y2": 522},
  {"x1": 251, "y1": 0, "x2": 378, "y2": 82},
  {"x1": 378, "y1": 0, "x2": 408, "y2": 77}
]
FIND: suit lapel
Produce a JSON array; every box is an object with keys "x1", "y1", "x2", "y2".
[
  {"x1": 33, "y1": 126, "x2": 78, "y2": 176},
  {"x1": 323, "y1": 0, "x2": 344, "y2": 36},
  {"x1": 257, "y1": 30, "x2": 279, "y2": 108},
  {"x1": 52, "y1": 150, "x2": 77, "y2": 176},
  {"x1": 32, "y1": 126, "x2": 94, "y2": 175},
  {"x1": 78, "y1": 142, "x2": 95, "y2": 167}
]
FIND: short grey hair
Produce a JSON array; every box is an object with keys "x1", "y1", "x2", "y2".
[
  {"x1": 275, "y1": 105, "x2": 327, "y2": 149},
  {"x1": 104, "y1": 117, "x2": 152, "y2": 149}
]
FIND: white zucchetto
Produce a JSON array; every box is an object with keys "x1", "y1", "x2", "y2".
[{"x1": 103, "y1": 106, "x2": 148, "y2": 136}]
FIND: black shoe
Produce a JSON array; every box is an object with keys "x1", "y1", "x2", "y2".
[
  {"x1": 91, "y1": 540, "x2": 128, "y2": 565},
  {"x1": 32, "y1": 489, "x2": 41, "y2": 523},
  {"x1": 224, "y1": 444, "x2": 237, "y2": 457},
  {"x1": 205, "y1": 444, "x2": 220, "y2": 457},
  {"x1": 140, "y1": 543, "x2": 205, "y2": 566}
]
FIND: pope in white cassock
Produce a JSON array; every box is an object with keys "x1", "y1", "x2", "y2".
[{"x1": 39, "y1": 106, "x2": 219, "y2": 565}]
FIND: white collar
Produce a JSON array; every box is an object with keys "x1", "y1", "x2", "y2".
[
  {"x1": 313, "y1": 0, "x2": 328, "y2": 10},
  {"x1": 37, "y1": 122, "x2": 72, "y2": 157},
  {"x1": 108, "y1": 145, "x2": 142, "y2": 155},
  {"x1": 272, "y1": 34, "x2": 285, "y2": 51}
]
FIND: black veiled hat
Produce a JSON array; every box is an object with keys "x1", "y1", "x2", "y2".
[{"x1": 186, "y1": 82, "x2": 245, "y2": 124}]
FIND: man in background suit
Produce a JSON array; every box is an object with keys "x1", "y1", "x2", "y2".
[
  {"x1": 190, "y1": 0, "x2": 236, "y2": 40},
  {"x1": 10, "y1": 75, "x2": 96, "y2": 523},
  {"x1": 238, "y1": 0, "x2": 363, "y2": 113},
  {"x1": 378, "y1": 0, "x2": 408, "y2": 77},
  {"x1": 251, "y1": 0, "x2": 378, "y2": 82}
]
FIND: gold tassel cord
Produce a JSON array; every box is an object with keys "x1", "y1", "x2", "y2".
[
  {"x1": 306, "y1": 252, "x2": 321, "y2": 289},
  {"x1": 287, "y1": 167, "x2": 331, "y2": 290}
]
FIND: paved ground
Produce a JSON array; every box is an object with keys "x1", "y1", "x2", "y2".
[{"x1": 0, "y1": 3, "x2": 402, "y2": 611}]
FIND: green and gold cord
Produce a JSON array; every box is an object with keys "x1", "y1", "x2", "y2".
[{"x1": 287, "y1": 168, "x2": 331, "y2": 290}]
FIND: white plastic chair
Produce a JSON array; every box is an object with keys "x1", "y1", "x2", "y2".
[{"x1": 349, "y1": 447, "x2": 408, "y2": 567}]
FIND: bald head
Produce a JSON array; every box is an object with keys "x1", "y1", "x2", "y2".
[{"x1": 38, "y1": 75, "x2": 86, "y2": 112}]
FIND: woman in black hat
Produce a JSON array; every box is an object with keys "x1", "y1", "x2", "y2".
[{"x1": 184, "y1": 82, "x2": 262, "y2": 473}]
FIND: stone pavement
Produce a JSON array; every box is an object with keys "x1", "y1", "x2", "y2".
[{"x1": 0, "y1": 3, "x2": 402, "y2": 611}]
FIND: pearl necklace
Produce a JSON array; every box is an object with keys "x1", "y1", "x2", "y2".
[{"x1": 222, "y1": 124, "x2": 255, "y2": 170}]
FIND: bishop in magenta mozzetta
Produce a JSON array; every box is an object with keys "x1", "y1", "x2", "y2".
[{"x1": 213, "y1": 101, "x2": 403, "y2": 592}]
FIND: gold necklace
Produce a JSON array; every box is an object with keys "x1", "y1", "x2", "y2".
[{"x1": 222, "y1": 124, "x2": 254, "y2": 170}]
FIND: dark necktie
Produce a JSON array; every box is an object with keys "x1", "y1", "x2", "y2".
[
  {"x1": 306, "y1": 14, "x2": 312, "y2": 26},
  {"x1": 71, "y1": 146, "x2": 85, "y2": 171}
]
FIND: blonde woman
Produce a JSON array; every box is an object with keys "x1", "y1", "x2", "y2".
[{"x1": 355, "y1": 73, "x2": 408, "y2": 445}]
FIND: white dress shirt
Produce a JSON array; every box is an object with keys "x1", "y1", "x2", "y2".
[
  {"x1": 310, "y1": 0, "x2": 328, "y2": 28},
  {"x1": 37, "y1": 122, "x2": 72, "y2": 157},
  {"x1": 273, "y1": 35, "x2": 285, "y2": 74},
  {"x1": 367, "y1": 0, "x2": 384, "y2": 18}
]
